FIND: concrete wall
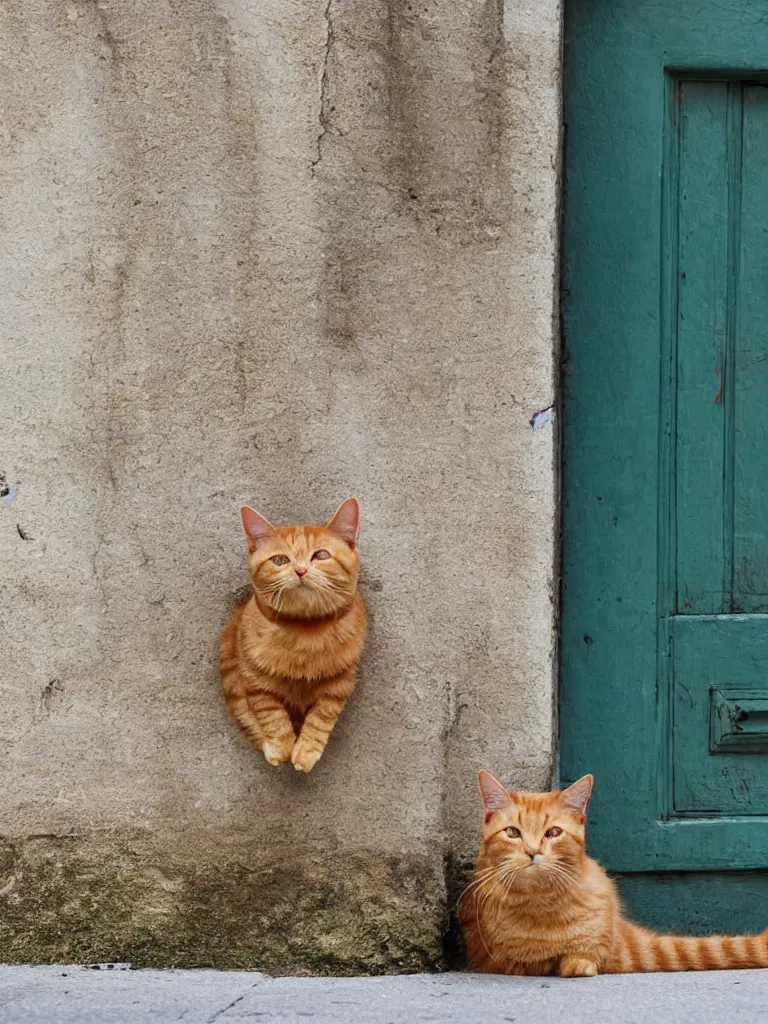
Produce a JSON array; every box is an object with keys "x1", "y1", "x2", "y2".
[{"x1": 0, "y1": 0, "x2": 561, "y2": 971}]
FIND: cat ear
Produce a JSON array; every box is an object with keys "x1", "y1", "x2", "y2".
[
  {"x1": 560, "y1": 774, "x2": 594, "y2": 817},
  {"x1": 478, "y1": 770, "x2": 513, "y2": 822},
  {"x1": 240, "y1": 506, "x2": 276, "y2": 553},
  {"x1": 326, "y1": 497, "x2": 360, "y2": 547}
]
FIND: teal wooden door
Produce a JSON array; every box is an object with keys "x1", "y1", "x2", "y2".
[{"x1": 561, "y1": 0, "x2": 768, "y2": 931}]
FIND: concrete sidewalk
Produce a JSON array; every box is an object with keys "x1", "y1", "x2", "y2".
[{"x1": 0, "y1": 965, "x2": 766, "y2": 1024}]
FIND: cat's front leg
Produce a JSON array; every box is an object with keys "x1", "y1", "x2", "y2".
[
  {"x1": 559, "y1": 955, "x2": 599, "y2": 978},
  {"x1": 291, "y1": 692, "x2": 348, "y2": 773},
  {"x1": 236, "y1": 690, "x2": 296, "y2": 766},
  {"x1": 262, "y1": 732, "x2": 297, "y2": 766}
]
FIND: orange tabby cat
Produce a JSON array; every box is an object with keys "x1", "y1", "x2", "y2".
[
  {"x1": 219, "y1": 498, "x2": 367, "y2": 773},
  {"x1": 461, "y1": 770, "x2": 768, "y2": 976}
]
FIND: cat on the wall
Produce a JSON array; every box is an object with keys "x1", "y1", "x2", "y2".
[
  {"x1": 219, "y1": 498, "x2": 367, "y2": 773},
  {"x1": 460, "y1": 770, "x2": 768, "y2": 975}
]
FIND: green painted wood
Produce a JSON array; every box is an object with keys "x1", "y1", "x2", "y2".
[
  {"x1": 618, "y1": 872, "x2": 768, "y2": 936},
  {"x1": 673, "y1": 616, "x2": 768, "y2": 812},
  {"x1": 561, "y1": 0, "x2": 768, "y2": 921},
  {"x1": 734, "y1": 85, "x2": 768, "y2": 613},
  {"x1": 709, "y1": 688, "x2": 768, "y2": 754},
  {"x1": 669, "y1": 79, "x2": 768, "y2": 618},
  {"x1": 675, "y1": 81, "x2": 730, "y2": 616}
]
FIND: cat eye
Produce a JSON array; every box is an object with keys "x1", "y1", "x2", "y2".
[
  {"x1": 545, "y1": 827, "x2": 563, "y2": 838},
  {"x1": 270, "y1": 555, "x2": 290, "y2": 566},
  {"x1": 311, "y1": 550, "x2": 331, "y2": 560},
  {"x1": 505, "y1": 827, "x2": 521, "y2": 838}
]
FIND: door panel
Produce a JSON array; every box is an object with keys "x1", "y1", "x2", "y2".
[
  {"x1": 674, "y1": 81, "x2": 768, "y2": 617},
  {"x1": 735, "y1": 85, "x2": 768, "y2": 612},
  {"x1": 669, "y1": 79, "x2": 768, "y2": 816},
  {"x1": 673, "y1": 616, "x2": 768, "y2": 813},
  {"x1": 675, "y1": 81, "x2": 735, "y2": 616},
  {"x1": 561, "y1": 0, "x2": 768, "y2": 909}
]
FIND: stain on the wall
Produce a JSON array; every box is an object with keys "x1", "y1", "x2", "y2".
[
  {"x1": 318, "y1": 0, "x2": 519, "y2": 352},
  {"x1": 382, "y1": 0, "x2": 511, "y2": 242},
  {"x1": 0, "y1": 472, "x2": 17, "y2": 505},
  {"x1": 40, "y1": 678, "x2": 64, "y2": 714},
  {"x1": 530, "y1": 406, "x2": 554, "y2": 431}
]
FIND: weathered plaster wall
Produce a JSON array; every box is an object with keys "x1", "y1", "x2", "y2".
[{"x1": 0, "y1": 0, "x2": 561, "y2": 971}]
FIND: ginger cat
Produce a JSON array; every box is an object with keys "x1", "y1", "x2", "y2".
[
  {"x1": 219, "y1": 498, "x2": 367, "y2": 773},
  {"x1": 461, "y1": 770, "x2": 768, "y2": 976}
]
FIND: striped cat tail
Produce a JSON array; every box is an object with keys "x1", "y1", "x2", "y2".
[{"x1": 612, "y1": 922, "x2": 768, "y2": 973}]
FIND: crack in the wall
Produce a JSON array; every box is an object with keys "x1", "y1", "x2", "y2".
[
  {"x1": 40, "y1": 678, "x2": 64, "y2": 714},
  {"x1": 206, "y1": 981, "x2": 264, "y2": 1023},
  {"x1": 80, "y1": 0, "x2": 121, "y2": 64},
  {"x1": 310, "y1": 0, "x2": 334, "y2": 176}
]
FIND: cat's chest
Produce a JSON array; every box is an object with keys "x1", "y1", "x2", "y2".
[
  {"x1": 266, "y1": 632, "x2": 338, "y2": 671},
  {"x1": 244, "y1": 624, "x2": 358, "y2": 680},
  {"x1": 484, "y1": 901, "x2": 602, "y2": 962}
]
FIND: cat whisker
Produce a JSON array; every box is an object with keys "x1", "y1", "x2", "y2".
[
  {"x1": 474, "y1": 875, "x2": 507, "y2": 968},
  {"x1": 461, "y1": 871, "x2": 504, "y2": 927},
  {"x1": 312, "y1": 577, "x2": 346, "y2": 596},
  {"x1": 538, "y1": 863, "x2": 575, "y2": 898},
  {"x1": 305, "y1": 579, "x2": 349, "y2": 615},
  {"x1": 312, "y1": 587, "x2": 336, "y2": 615},
  {"x1": 492, "y1": 865, "x2": 521, "y2": 923},
  {"x1": 261, "y1": 579, "x2": 286, "y2": 599},
  {"x1": 478, "y1": 868, "x2": 514, "y2": 916},
  {"x1": 500, "y1": 863, "x2": 526, "y2": 897},
  {"x1": 311, "y1": 581, "x2": 343, "y2": 603},
  {"x1": 310, "y1": 576, "x2": 334, "y2": 588},
  {"x1": 543, "y1": 859, "x2": 575, "y2": 881},
  {"x1": 495, "y1": 862, "x2": 530, "y2": 911},
  {"x1": 456, "y1": 866, "x2": 501, "y2": 908}
]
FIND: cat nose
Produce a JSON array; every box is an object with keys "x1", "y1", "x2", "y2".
[{"x1": 295, "y1": 567, "x2": 307, "y2": 577}]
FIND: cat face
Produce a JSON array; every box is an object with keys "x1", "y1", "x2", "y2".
[
  {"x1": 475, "y1": 771, "x2": 594, "y2": 892},
  {"x1": 240, "y1": 498, "x2": 360, "y2": 618}
]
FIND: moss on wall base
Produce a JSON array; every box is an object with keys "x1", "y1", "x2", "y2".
[{"x1": 0, "y1": 836, "x2": 446, "y2": 975}]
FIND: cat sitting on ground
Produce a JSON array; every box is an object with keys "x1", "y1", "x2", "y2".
[
  {"x1": 219, "y1": 498, "x2": 367, "y2": 773},
  {"x1": 460, "y1": 770, "x2": 768, "y2": 975}
]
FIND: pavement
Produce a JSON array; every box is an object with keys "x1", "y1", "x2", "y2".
[{"x1": 0, "y1": 965, "x2": 767, "y2": 1023}]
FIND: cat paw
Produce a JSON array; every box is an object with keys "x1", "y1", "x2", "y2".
[
  {"x1": 559, "y1": 956, "x2": 598, "y2": 978},
  {"x1": 262, "y1": 737, "x2": 295, "y2": 766},
  {"x1": 291, "y1": 742, "x2": 323, "y2": 773}
]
